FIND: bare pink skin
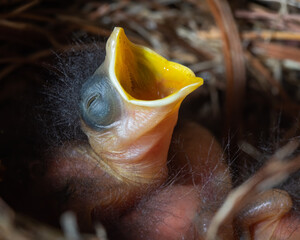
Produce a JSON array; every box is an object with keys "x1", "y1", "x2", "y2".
[
  {"x1": 44, "y1": 143, "x2": 153, "y2": 230},
  {"x1": 237, "y1": 189, "x2": 300, "y2": 240},
  {"x1": 273, "y1": 213, "x2": 300, "y2": 240},
  {"x1": 44, "y1": 123, "x2": 300, "y2": 239},
  {"x1": 120, "y1": 185, "x2": 200, "y2": 240}
]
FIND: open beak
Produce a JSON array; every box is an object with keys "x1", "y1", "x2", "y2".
[
  {"x1": 81, "y1": 27, "x2": 203, "y2": 185},
  {"x1": 105, "y1": 27, "x2": 202, "y2": 105}
]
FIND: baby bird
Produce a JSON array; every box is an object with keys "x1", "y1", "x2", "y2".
[{"x1": 43, "y1": 27, "x2": 300, "y2": 240}]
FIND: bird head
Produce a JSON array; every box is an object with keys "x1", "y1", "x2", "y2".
[{"x1": 80, "y1": 27, "x2": 203, "y2": 185}]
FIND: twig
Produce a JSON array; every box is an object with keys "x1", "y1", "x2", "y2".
[
  {"x1": 0, "y1": 198, "x2": 104, "y2": 240},
  {"x1": 242, "y1": 30, "x2": 300, "y2": 41},
  {"x1": 60, "y1": 212, "x2": 81, "y2": 240},
  {"x1": 252, "y1": 41, "x2": 300, "y2": 62},
  {"x1": 255, "y1": 0, "x2": 300, "y2": 8},
  {"x1": 0, "y1": 64, "x2": 21, "y2": 81},
  {"x1": 246, "y1": 50, "x2": 300, "y2": 118},
  {"x1": 205, "y1": 0, "x2": 246, "y2": 139},
  {"x1": 95, "y1": 223, "x2": 108, "y2": 240},
  {"x1": 159, "y1": 23, "x2": 214, "y2": 60},
  {"x1": 206, "y1": 140, "x2": 300, "y2": 240},
  {"x1": 0, "y1": 43, "x2": 105, "y2": 81},
  {"x1": 198, "y1": 29, "x2": 300, "y2": 41},
  {"x1": 0, "y1": 49, "x2": 53, "y2": 81},
  {"x1": 236, "y1": 10, "x2": 300, "y2": 23},
  {"x1": 0, "y1": 0, "x2": 40, "y2": 19},
  {"x1": 245, "y1": 51, "x2": 300, "y2": 107},
  {"x1": 0, "y1": 19, "x2": 63, "y2": 48}
]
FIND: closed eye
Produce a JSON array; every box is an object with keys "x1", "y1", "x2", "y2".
[{"x1": 87, "y1": 94, "x2": 100, "y2": 109}]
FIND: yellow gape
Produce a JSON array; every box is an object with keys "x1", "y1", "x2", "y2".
[
  {"x1": 107, "y1": 27, "x2": 203, "y2": 104},
  {"x1": 81, "y1": 27, "x2": 203, "y2": 185}
]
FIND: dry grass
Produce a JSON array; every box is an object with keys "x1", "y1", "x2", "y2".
[{"x1": 0, "y1": 0, "x2": 299, "y2": 239}]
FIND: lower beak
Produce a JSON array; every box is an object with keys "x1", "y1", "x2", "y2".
[{"x1": 81, "y1": 27, "x2": 203, "y2": 184}]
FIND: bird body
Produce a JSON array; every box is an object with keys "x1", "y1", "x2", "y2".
[
  {"x1": 45, "y1": 27, "x2": 204, "y2": 233},
  {"x1": 43, "y1": 27, "x2": 300, "y2": 240}
]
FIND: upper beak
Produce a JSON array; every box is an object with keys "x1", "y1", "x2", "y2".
[
  {"x1": 105, "y1": 27, "x2": 203, "y2": 106},
  {"x1": 81, "y1": 27, "x2": 203, "y2": 184}
]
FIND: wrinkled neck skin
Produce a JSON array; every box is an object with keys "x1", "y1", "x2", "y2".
[
  {"x1": 43, "y1": 27, "x2": 206, "y2": 233},
  {"x1": 82, "y1": 102, "x2": 180, "y2": 186},
  {"x1": 44, "y1": 103, "x2": 181, "y2": 230}
]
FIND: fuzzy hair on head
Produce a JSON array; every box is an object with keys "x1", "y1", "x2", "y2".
[{"x1": 41, "y1": 40, "x2": 105, "y2": 145}]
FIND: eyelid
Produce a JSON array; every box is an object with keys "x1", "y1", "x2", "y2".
[{"x1": 80, "y1": 74, "x2": 121, "y2": 130}]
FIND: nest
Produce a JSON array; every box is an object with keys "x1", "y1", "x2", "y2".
[{"x1": 0, "y1": 0, "x2": 299, "y2": 239}]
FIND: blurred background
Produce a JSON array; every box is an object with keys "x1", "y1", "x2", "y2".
[{"x1": 0, "y1": 0, "x2": 299, "y2": 239}]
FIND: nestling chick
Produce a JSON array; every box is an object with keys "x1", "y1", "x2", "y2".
[{"x1": 42, "y1": 27, "x2": 300, "y2": 240}]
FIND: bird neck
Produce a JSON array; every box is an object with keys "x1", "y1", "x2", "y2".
[{"x1": 86, "y1": 107, "x2": 179, "y2": 186}]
